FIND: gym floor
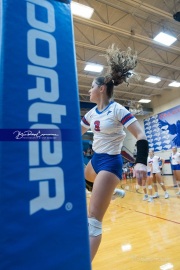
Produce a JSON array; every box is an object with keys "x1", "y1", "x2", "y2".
[{"x1": 86, "y1": 176, "x2": 180, "y2": 270}]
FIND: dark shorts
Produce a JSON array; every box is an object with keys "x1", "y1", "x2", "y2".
[
  {"x1": 91, "y1": 152, "x2": 123, "y2": 180},
  {"x1": 147, "y1": 171, "x2": 151, "y2": 176},
  {"x1": 172, "y1": 164, "x2": 180, "y2": 171}
]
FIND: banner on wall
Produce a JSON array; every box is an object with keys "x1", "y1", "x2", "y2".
[{"x1": 144, "y1": 105, "x2": 180, "y2": 151}]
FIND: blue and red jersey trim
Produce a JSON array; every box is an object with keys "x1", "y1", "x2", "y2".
[
  {"x1": 82, "y1": 117, "x2": 90, "y2": 126},
  {"x1": 121, "y1": 113, "x2": 135, "y2": 125}
]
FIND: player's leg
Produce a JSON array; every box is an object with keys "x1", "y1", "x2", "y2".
[
  {"x1": 174, "y1": 168, "x2": 180, "y2": 195},
  {"x1": 142, "y1": 178, "x2": 148, "y2": 201},
  {"x1": 147, "y1": 174, "x2": 153, "y2": 202},
  {"x1": 156, "y1": 172, "x2": 169, "y2": 198},
  {"x1": 84, "y1": 160, "x2": 96, "y2": 191},
  {"x1": 88, "y1": 170, "x2": 119, "y2": 261},
  {"x1": 152, "y1": 173, "x2": 159, "y2": 198}
]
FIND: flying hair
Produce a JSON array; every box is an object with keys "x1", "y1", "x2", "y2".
[{"x1": 102, "y1": 44, "x2": 138, "y2": 86}]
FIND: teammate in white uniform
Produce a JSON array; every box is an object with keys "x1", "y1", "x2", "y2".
[
  {"x1": 170, "y1": 146, "x2": 180, "y2": 195},
  {"x1": 81, "y1": 45, "x2": 148, "y2": 262},
  {"x1": 148, "y1": 150, "x2": 169, "y2": 199}
]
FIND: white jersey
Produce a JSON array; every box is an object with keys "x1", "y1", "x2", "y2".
[
  {"x1": 147, "y1": 157, "x2": 152, "y2": 173},
  {"x1": 148, "y1": 155, "x2": 161, "y2": 173},
  {"x1": 171, "y1": 152, "x2": 180, "y2": 165},
  {"x1": 81, "y1": 101, "x2": 137, "y2": 155}
]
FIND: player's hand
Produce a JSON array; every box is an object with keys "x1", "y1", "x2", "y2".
[{"x1": 133, "y1": 163, "x2": 147, "y2": 186}]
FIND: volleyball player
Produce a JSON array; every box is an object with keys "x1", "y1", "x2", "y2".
[
  {"x1": 148, "y1": 150, "x2": 169, "y2": 199},
  {"x1": 81, "y1": 45, "x2": 148, "y2": 261},
  {"x1": 170, "y1": 146, "x2": 180, "y2": 195}
]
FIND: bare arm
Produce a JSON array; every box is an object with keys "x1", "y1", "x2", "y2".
[
  {"x1": 81, "y1": 125, "x2": 89, "y2": 136},
  {"x1": 161, "y1": 158, "x2": 165, "y2": 166},
  {"x1": 127, "y1": 121, "x2": 148, "y2": 185},
  {"x1": 127, "y1": 120, "x2": 147, "y2": 140}
]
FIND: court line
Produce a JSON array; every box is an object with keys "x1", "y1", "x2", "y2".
[
  {"x1": 120, "y1": 204, "x2": 180, "y2": 225},
  {"x1": 120, "y1": 183, "x2": 180, "y2": 224}
]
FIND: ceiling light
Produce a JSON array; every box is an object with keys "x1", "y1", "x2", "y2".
[
  {"x1": 139, "y1": 99, "x2": 151, "y2": 103},
  {"x1": 71, "y1": 1, "x2": 94, "y2": 19},
  {"x1": 168, "y1": 81, "x2": 180, "y2": 87},
  {"x1": 153, "y1": 32, "x2": 177, "y2": 46},
  {"x1": 84, "y1": 64, "x2": 103, "y2": 73},
  {"x1": 145, "y1": 76, "x2": 161, "y2": 84}
]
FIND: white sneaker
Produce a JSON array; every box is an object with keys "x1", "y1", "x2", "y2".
[
  {"x1": 164, "y1": 192, "x2": 169, "y2": 199},
  {"x1": 152, "y1": 193, "x2": 159, "y2": 198},
  {"x1": 143, "y1": 194, "x2": 148, "y2": 201},
  {"x1": 147, "y1": 196, "x2": 153, "y2": 202},
  {"x1": 114, "y1": 188, "x2": 126, "y2": 198},
  {"x1": 176, "y1": 191, "x2": 180, "y2": 195}
]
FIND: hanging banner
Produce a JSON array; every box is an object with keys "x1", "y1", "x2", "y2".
[{"x1": 144, "y1": 105, "x2": 180, "y2": 151}]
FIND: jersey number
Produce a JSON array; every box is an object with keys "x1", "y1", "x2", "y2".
[{"x1": 94, "y1": 121, "x2": 100, "y2": 131}]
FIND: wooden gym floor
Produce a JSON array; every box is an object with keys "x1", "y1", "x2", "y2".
[{"x1": 86, "y1": 176, "x2": 180, "y2": 270}]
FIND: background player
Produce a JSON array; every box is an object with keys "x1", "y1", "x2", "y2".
[
  {"x1": 148, "y1": 150, "x2": 169, "y2": 199},
  {"x1": 170, "y1": 146, "x2": 180, "y2": 195}
]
